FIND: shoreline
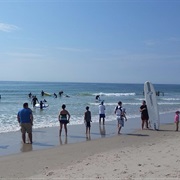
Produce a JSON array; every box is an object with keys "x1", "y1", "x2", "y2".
[
  {"x1": 0, "y1": 112, "x2": 179, "y2": 178},
  {"x1": 0, "y1": 112, "x2": 174, "y2": 157},
  {"x1": 0, "y1": 122, "x2": 179, "y2": 178}
]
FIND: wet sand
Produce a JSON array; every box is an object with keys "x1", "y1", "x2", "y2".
[
  {"x1": 0, "y1": 114, "x2": 142, "y2": 156},
  {"x1": 0, "y1": 112, "x2": 179, "y2": 179}
]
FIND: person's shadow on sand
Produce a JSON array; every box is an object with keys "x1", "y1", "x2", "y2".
[{"x1": 126, "y1": 133, "x2": 149, "y2": 137}]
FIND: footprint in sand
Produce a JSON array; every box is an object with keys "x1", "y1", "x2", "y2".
[{"x1": 46, "y1": 171, "x2": 54, "y2": 176}]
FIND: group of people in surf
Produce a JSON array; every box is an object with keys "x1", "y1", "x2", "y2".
[
  {"x1": 30, "y1": 95, "x2": 47, "y2": 110},
  {"x1": 41, "y1": 90, "x2": 69, "y2": 98},
  {"x1": 28, "y1": 90, "x2": 69, "y2": 110}
]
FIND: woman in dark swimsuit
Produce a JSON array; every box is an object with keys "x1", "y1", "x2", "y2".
[
  {"x1": 140, "y1": 100, "x2": 149, "y2": 129},
  {"x1": 58, "y1": 104, "x2": 70, "y2": 136}
]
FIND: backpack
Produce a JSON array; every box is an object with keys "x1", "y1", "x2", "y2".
[{"x1": 115, "y1": 106, "x2": 122, "y2": 114}]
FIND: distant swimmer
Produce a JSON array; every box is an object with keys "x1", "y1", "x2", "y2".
[
  {"x1": 40, "y1": 100, "x2": 44, "y2": 110},
  {"x1": 41, "y1": 90, "x2": 44, "y2": 96},
  {"x1": 65, "y1": 94, "x2": 70, "y2": 98},
  {"x1": 54, "y1": 93, "x2": 57, "y2": 98},
  {"x1": 28, "y1": 92, "x2": 32, "y2": 98},
  {"x1": 43, "y1": 99, "x2": 47, "y2": 103},
  {"x1": 39, "y1": 101, "x2": 43, "y2": 109},
  {"x1": 96, "y1": 95, "x2": 100, "y2": 101},
  {"x1": 59, "y1": 91, "x2": 64, "y2": 96},
  {"x1": 31, "y1": 96, "x2": 39, "y2": 107}
]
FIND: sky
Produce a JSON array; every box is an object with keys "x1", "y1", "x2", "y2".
[{"x1": 0, "y1": 0, "x2": 180, "y2": 84}]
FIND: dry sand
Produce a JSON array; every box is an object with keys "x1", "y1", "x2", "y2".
[{"x1": 0, "y1": 121, "x2": 180, "y2": 179}]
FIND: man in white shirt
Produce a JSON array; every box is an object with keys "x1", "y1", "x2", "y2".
[{"x1": 99, "y1": 101, "x2": 105, "y2": 125}]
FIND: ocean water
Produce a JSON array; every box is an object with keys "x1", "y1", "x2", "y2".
[{"x1": 0, "y1": 81, "x2": 180, "y2": 133}]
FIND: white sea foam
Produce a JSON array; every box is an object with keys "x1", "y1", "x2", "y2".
[
  {"x1": 0, "y1": 81, "x2": 180, "y2": 134},
  {"x1": 161, "y1": 98, "x2": 180, "y2": 101},
  {"x1": 158, "y1": 102, "x2": 180, "y2": 105},
  {"x1": 93, "y1": 92, "x2": 136, "y2": 96}
]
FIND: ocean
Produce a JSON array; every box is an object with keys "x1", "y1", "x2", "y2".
[{"x1": 0, "y1": 81, "x2": 180, "y2": 134}]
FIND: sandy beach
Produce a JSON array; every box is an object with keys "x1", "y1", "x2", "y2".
[{"x1": 0, "y1": 112, "x2": 180, "y2": 179}]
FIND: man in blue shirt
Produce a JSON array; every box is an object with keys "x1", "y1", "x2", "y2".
[{"x1": 17, "y1": 103, "x2": 33, "y2": 144}]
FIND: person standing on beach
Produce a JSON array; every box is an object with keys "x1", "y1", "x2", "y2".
[
  {"x1": 114, "y1": 101, "x2": 127, "y2": 134},
  {"x1": 17, "y1": 102, "x2": 33, "y2": 144},
  {"x1": 174, "y1": 111, "x2": 179, "y2": 131},
  {"x1": 58, "y1": 104, "x2": 70, "y2": 136},
  {"x1": 99, "y1": 101, "x2": 106, "y2": 125},
  {"x1": 84, "y1": 106, "x2": 92, "y2": 135},
  {"x1": 140, "y1": 100, "x2": 149, "y2": 130}
]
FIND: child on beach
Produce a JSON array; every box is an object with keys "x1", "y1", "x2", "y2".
[
  {"x1": 84, "y1": 106, "x2": 92, "y2": 135},
  {"x1": 174, "y1": 111, "x2": 179, "y2": 131}
]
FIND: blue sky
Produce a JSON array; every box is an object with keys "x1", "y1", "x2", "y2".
[{"x1": 0, "y1": 0, "x2": 180, "y2": 84}]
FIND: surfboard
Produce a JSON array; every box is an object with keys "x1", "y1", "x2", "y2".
[
  {"x1": 44, "y1": 92, "x2": 51, "y2": 96},
  {"x1": 35, "y1": 103, "x2": 49, "y2": 108},
  {"x1": 144, "y1": 81, "x2": 160, "y2": 130}
]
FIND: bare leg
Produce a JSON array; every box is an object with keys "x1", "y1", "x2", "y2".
[
  {"x1": 146, "y1": 120, "x2": 149, "y2": 129},
  {"x1": 141, "y1": 120, "x2": 145, "y2": 129},
  {"x1": 176, "y1": 122, "x2": 179, "y2": 131},
  {"x1": 59, "y1": 123, "x2": 62, "y2": 136},
  {"x1": 118, "y1": 124, "x2": 121, "y2": 134},
  {"x1": 22, "y1": 133, "x2": 26, "y2": 143},
  {"x1": 99, "y1": 117, "x2": 101, "y2": 125},
  {"x1": 64, "y1": 124, "x2": 67, "y2": 136},
  {"x1": 28, "y1": 133, "x2": 32, "y2": 144},
  {"x1": 103, "y1": 118, "x2": 105, "y2": 125}
]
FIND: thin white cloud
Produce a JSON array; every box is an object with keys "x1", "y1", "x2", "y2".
[
  {"x1": 168, "y1": 37, "x2": 180, "y2": 42},
  {"x1": 0, "y1": 23, "x2": 19, "y2": 32},
  {"x1": 144, "y1": 40, "x2": 159, "y2": 46},
  {"x1": 2, "y1": 52, "x2": 44, "y2": 58},
  {"x1": 57, "y1": 47, "x2": 91, "y2": 52},
  {"x1": 145, "y1": 37, "x2": 180, "y2": 46}
]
